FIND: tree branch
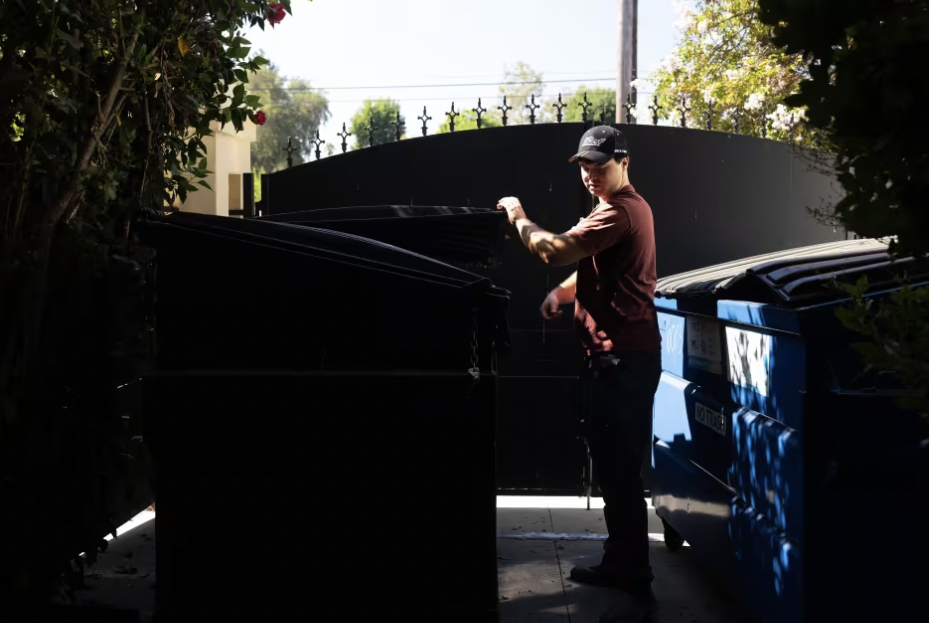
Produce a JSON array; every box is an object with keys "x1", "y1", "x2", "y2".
[{"x1": 46, "y1": 5, "x2": 147, "y2": 228}]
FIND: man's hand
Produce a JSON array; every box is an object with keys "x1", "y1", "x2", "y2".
[
  {"x1": 540, "y1": 291, "x2": 563, "y2": 320},
  {"x1": 496, "y1": 196, "x2": 527, "y2": 225}
]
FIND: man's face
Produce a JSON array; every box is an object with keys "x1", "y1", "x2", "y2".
[{"x1": 579, "y1": 157, "x2": 627, "y2": 198}]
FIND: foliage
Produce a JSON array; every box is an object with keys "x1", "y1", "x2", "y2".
[
  {"x1": 758, "y1": 0, "x2": 928, "y2": 420},
  {"x1": 759, "y1": 0, "x2": 928, "y2": 256},
  {"x1": 249, "y1": 59, "x2": 329, "y2": 173},
  {"x1": 0, "y1": 0, "x2": 297, "y2": 604},
  {"x1": 646, "y1": 0, "x2": 817, "y2": 144},
  {"x1": 556, "y1": 86, "x2": 617, "y2": 125},
  {"x1": 836, "y1": 277, "x2": 928, "y2": 418},
  {"x1": 437, "y1": 106, "x2": 502, "y2": 133},
  {"x1": 498, "y1": 61, "x2": 550, "y2": 125},
  {"x1": 349, "y1": 98, "x2": 404, "y2": 149}
]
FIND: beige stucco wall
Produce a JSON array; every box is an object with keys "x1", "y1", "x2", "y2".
[{"x1": 170, "y1": 116, "x2": 256, "y2": 216}]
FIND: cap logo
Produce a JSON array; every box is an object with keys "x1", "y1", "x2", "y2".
[{"x1": 581, "y1": 136, "x2": 607, "y2": 148}]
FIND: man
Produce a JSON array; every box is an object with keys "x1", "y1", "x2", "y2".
[{"x1": 497, "y1": 126, "x2": 662, "y2": 622}]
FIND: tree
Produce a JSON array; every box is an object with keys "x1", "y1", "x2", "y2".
[
  {"x1": 556, "y1": 86, "x2": 617, "y2": 125},
  {"x1": 646, "y1": 0, "x2": 815, "y2": 142},
  {"x1": 249, "y1": 59, "x2": 329, "y2": 174},
  {"x1": 498, "y1": 62, "x2": 550, "y2": 125},
  {"x1": 436, "y1": 106, "x2": 503, "y2": 133},
  {"x1": 759, "y1": 0, "x2": 928, "y2": 417},
  {"x1": 0, "y1": 0, "x2": 294, "y2": 603},
  {"x1": 349, "y1": 99, "x2": 404, "y2": 149}
]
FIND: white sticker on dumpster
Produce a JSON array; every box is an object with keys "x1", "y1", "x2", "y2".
[
  {"x1": 695, "y1": 402, "x2": 727, "y2": 437},
  {"x1": 725, "y1": 326, "x2": 772, "y2": 397},
  {"x1": 686, "y1": 317, "x2": 722, "y2": 374}
]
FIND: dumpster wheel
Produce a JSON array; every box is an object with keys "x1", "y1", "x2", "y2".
[{"x1": 662, "y1": 519, "x2": 685, "y2": 551}]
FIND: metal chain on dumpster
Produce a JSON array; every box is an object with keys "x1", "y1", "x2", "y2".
[{"x1": 468, "y1": 312, "x2": 480, "y2": 381}]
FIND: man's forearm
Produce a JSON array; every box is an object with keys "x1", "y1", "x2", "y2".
[
  {"x1": 514, "y1": 217, "x2": 548, "y2": 254},
  {"x1": 554, "y1": 271, "x2": 576, "y2": 303},
  {"x1": 514, "y1": 217, "x2": 571, "y2": 265}
]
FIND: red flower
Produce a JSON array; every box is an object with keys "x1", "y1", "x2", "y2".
[
  {"x1": 267, "y1": 2, "x2": 286, "y2": 25},
  {"x1": 254, "y1": 110, "x2": 267, "y2": 126}
]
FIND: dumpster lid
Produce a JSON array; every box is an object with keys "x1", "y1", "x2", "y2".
[
  {"x1": 256, "y1": 205, "x2": 496, "y2": 222},
  {"x1": 656, "y1": 239, "x2": 926, "y2": 305},
  {"x1": 256, "y1": 206, "x2": 506, "y2": 266},
  {"x1": 140, "y1": 211, "x2": 498, "y2": 291}
]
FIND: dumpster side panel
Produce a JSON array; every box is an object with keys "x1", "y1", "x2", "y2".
[
  {"x1": 147, "y1": 371, "x2": 499, "y2": 622},
  {"x1": 727, "y1": 499, "x2": 802, "y2": 623},
  {"x1": 728, "y1": 409, "x2": 804, "y2": 546},
  {"x1": 718, "y1": 302, "x2": 807, "y2": 431}
]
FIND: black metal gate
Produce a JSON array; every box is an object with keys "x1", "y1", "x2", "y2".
[{"x1": 259, "y1": 122, "x2": 845, "y2": 494}]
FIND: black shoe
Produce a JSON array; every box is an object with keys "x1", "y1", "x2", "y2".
[
  {"x1": 599, "y1": 584, "x2": 658, "y2": 623},
  {"x1": 568, "y1": 564, "x2": 626, "y2": 588}
]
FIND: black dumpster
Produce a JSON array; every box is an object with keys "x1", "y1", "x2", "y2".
[
  {"x1": 256, "y1": 205, "x2": 507, "y2": 267},
  {"x1": 139, "y1": 211, "x2": 509, "y2": 622}
]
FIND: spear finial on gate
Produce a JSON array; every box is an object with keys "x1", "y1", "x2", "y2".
[
  {"x1": 498, "y1": 95, "x2": 512, "y2": 127},
  {"x1": 391, "y1": 112, "x2": 404, "y2": 141},
  {"x1": 649, "y1": 95, "x2": 662, "y2": 126},
  {"x1": 579, "y1": 92, "x2": 592, "y2": 125},
  {"x1": 337, "y1": 122, "x2": 351, "y2": 153},
  {"x1": 445, "y1": 102, "x2": 460, "y2": 132},
  {"x1": 552, "y1": 94, "x2": 566, "y2": 123},
  {"x1": 703, "y1": 105, "x2": 714, "y2": 132},
  {"x1": 365, "y1": 116, "x2": 376, "y2": 147},
  {"x1": 677, "y1": 96, "x2": 691, "y2": 128},
  {"x1": 525, "y1": 95, "x2": 540, "y2": 125},
  {"x1": 731, "y1": 108, "x2": 742, "y2": 134},
  {"x1": 624, "y1": 93, "x2": 635, "y2": 124},
  {"x1": 473, "y1": 98, "x2": 487, "y2": 129},
  {"x1": 284, "y1": 137, "x2": 298, "y2": 168},
  {"x1": 417, "y1": 106, "x2": 431, "y2": 137},
  {"x1": 312, "y1": 130, "x2": 325, "y2": 160}
]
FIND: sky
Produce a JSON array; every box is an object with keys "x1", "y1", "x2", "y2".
[{"x1": 244, "y1": 0, "x2": 682, "y2": 147}]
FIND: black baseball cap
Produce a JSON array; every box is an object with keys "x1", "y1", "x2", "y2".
[{"x1": 568, "y1": 126, "x2": 629, "y2": 164}]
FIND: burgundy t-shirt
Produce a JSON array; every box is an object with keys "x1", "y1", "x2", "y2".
[{"x1": 565, "y1": 184, "x2": 661, "y2": 355}]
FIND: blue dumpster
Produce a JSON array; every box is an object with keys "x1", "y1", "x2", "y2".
[{"x1": 651, "y1": 239, "x2": 928, "y2": 623}]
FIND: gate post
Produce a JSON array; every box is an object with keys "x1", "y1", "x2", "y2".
[
  {"x1": 242, "y1": 172, "x2": 255, "y2": 218},
  {"x1": 260, "y1": 173, "x2": 271, "y2": 216}
]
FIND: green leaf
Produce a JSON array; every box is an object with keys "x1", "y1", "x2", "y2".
[
  {"x1": 245, "y1": 94, "x2": 261, "y2": 108},
  {"x1": 198, "y1": 180, "x2": 213, "y2": 191},
  {"x1": 56, "y1": 30, "x2": 84, "y2": 49}
]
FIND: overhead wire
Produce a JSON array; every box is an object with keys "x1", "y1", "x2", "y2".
[{"x1": 248, "y1": 76, "x2": 619, "y2": 92}]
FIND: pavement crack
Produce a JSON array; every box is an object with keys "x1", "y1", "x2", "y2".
[{"x1": 548, "y1": 507, "x2": 572, "y2": 623}]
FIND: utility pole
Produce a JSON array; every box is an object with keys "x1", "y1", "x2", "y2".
[{"x1": 616, "y1": 0, "x2": 639, "y2": 122}]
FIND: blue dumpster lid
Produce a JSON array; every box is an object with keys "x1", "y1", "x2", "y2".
[{"x1": 656, "y1": 239, "x2": 927, "y2": 305}]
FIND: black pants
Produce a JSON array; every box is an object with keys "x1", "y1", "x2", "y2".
[{"x1": 581, "y1": 351, "x2": 662, "y2": 582}]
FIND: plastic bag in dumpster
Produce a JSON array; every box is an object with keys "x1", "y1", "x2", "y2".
[
  {"x1": 254, "y1": 205, "x2": 507, "y2": 267},
  {"x1": 137, "y1": 211, "x2": 509, "y2": 371},
  {"x1": 650, "y1": 238, "x2": 928, "y2": 623}
]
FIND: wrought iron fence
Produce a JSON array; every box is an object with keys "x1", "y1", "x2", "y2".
[{"x1": 280, "y1": 90, "x2": 806, "y2": 167}]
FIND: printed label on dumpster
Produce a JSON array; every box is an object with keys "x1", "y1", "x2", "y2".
[
  {"x1": 686, "y1": 317, "x2": 722, "y2": 374},
  {"x1": 725, "y1": 326, "x2": 773, "y2": 397},
  {"x1": 695, "y1": 402, "x2": 727, "y2": 437}
]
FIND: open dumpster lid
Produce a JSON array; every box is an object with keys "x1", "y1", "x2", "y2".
[
  {"x1": 256, "y1": 205, "x2": 497, "y2": 221},
  {"x1": 136, "y1": 211, "x2": 511, "y2": 371},
  {"x1": 254, "y1": 205, "x2": 506, "y2": 267},
  {"x1": 656, "y1": 238, "x2": 927, "y2": 305},
  {"x1": 141, "y1": 210, "x2": 496, "y2": 290}
]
